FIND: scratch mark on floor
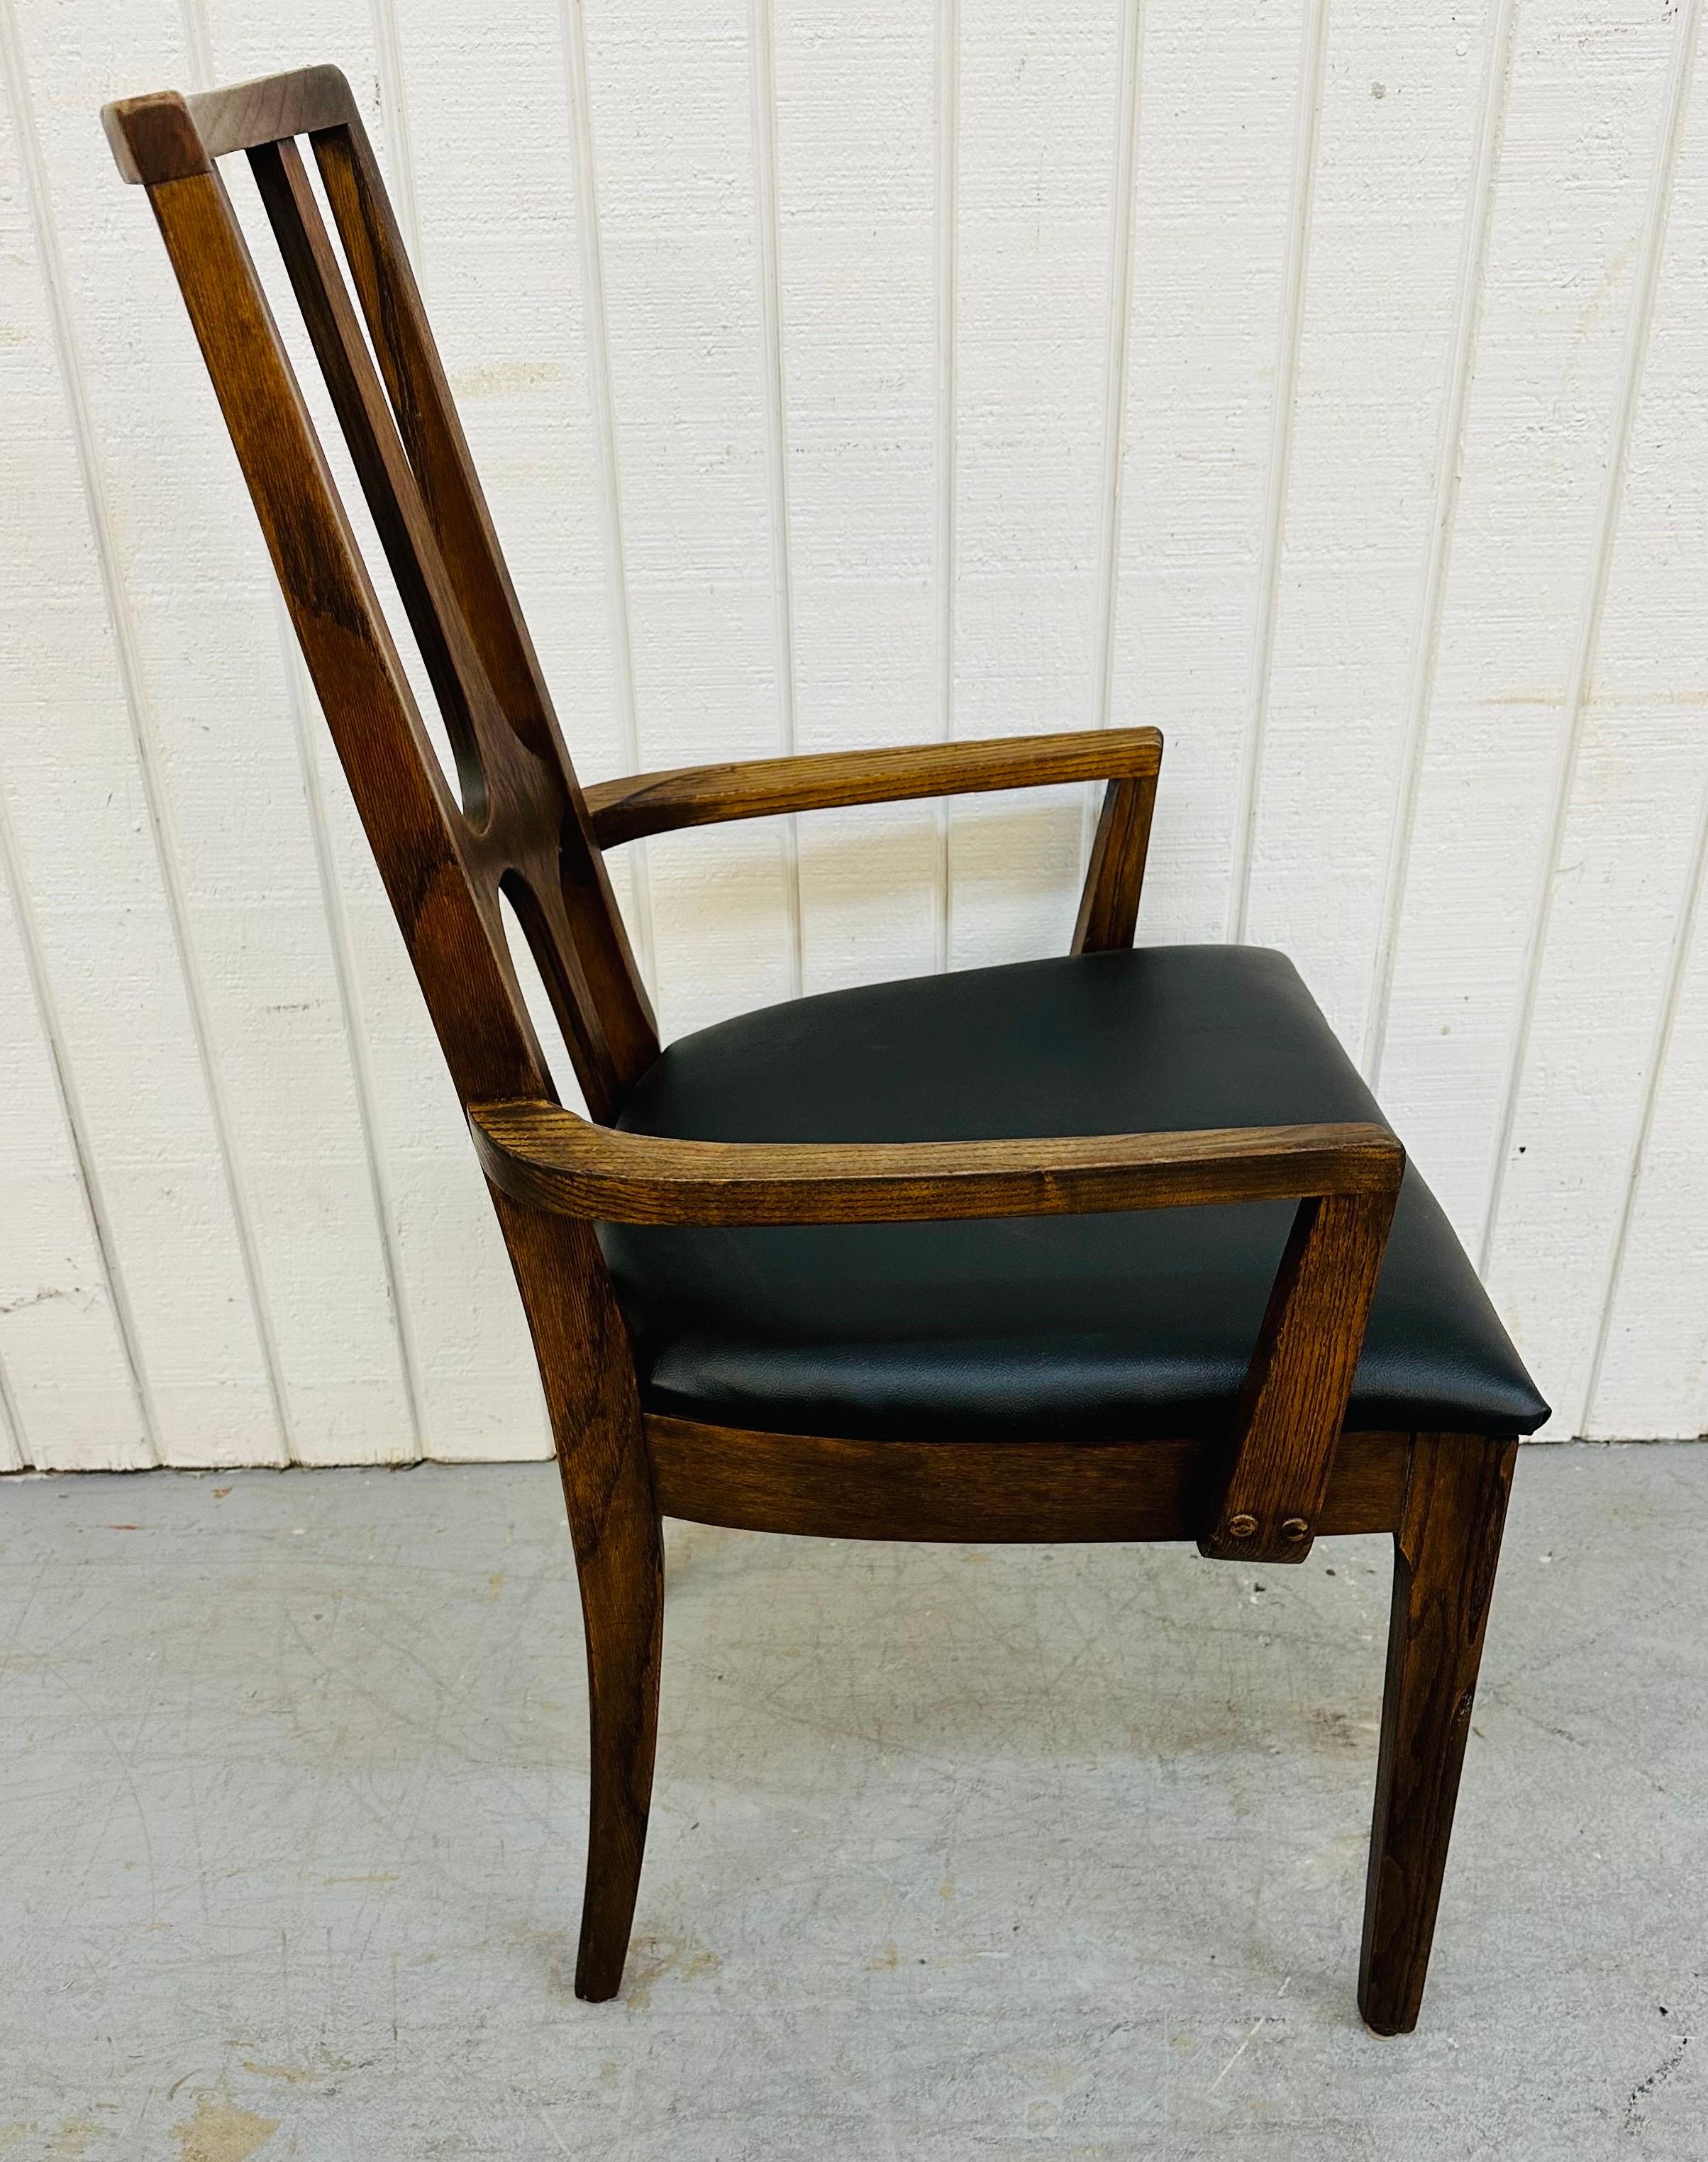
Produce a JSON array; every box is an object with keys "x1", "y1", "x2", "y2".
[
  {"x1": 240, "y1": 2061, "x2": 322, "y2": 2088},
  {"x1": 1207, "y1": 2017, "x2": 1264, "y2": 2092},
  {"x1": 533, "y1": 2106, "x2": 575, "y2": 2157}
]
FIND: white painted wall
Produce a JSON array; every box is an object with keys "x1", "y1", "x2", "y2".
[{"x1": 3, "y1": 0, "x2": 1707, "y2": 1470}]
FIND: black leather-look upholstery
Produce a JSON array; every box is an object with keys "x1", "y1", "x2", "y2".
[{"x1": 600, "y1": 946, "x2": 1549, "y2": 1443}]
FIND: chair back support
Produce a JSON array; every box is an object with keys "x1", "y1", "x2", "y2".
[{"x1": 104, "y1": 69, "x2": 659, "y2": 1124}]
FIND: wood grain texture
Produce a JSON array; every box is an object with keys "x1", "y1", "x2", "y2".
[
  {"x1": 221, "y1": 0, "x2": 587, "y2": 1463},
  {"x1": 106, "y1": 69, "x2": 665, "y2": 1989},
  {"x1": 104, "y1": 66, "x2": 357, "y2": 182},
  {"x1": 101, "y1": 63, "x2": 1516, "y2": 2021},
  {"x1": 96, "y1": 67, "x2": 555, "y2": 1463},
  {"x1": 585, "y1": 726, "x2": 1161, "y2": 848},
  {"x1": 650, "y1": 1415, "x2": 1412, "y2": 1543},
  {"x1": 249, "y1": 134, "x2": 498, "y2": 819},
  {"x1": 1201, "y1": 1184, "x2": 1401, "y2": 1563},
  {"x1": 493, "y1": 1195, "x2": 662, "y2": 2003},
  {"x1": 1071, "y1": 770, "x2": 1158, "y2": 954},
  {"x1": 1359, "y1": 1431, "x2": 1516, "y2": 2035},
  {"x1": 0, "y1": 13, "x2": 1701, "y2": 1460},
  {"x1": 121, "y1": 160, "x2": 528, "y2": 1100},
  {"x1": 473, "y1": 1082, "x2": 1401, "y2": 1563},
  {"x1": 470, "y1": 1099, "x2": 1402, "y2": 1226},
  {"x1": 308, "y1": 111, "x2": 659, "y2": 1113}
]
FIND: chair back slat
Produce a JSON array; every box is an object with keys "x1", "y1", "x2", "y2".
[
  {"x1": 306, "y1": 117, "x2": 659, "y2": 1100},
  {"x1": 311, "y1": 123, "x2": 554, "y2": 755},
  {"x1": 249, "y1": 136, "x2": 496, "y2": 817},
  {"x1": 104, "y1": 71, "x2": 659, "y2": 1123}
]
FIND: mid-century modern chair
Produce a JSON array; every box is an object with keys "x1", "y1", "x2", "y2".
[{"x1": 105, "y1": 67, "x2": 1548, "y2": 2035}]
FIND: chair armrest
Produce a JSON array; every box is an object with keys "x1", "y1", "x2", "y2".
[
  {"x1": 470, "y1": 1099, "x2": 1403, "y2": 1570},
  {"x1": 469, "y1": 1099, "x2": 1398, "y2": 1227},
  {"x1": 582, "y1": 726, "x2": 1163, "y2": 848}
]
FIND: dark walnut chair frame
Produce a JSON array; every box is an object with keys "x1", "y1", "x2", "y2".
[{"x1": 106, "y1": 67, "x2": 1524, "y2": 2036}]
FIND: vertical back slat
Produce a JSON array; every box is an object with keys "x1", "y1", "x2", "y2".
[
  {"x1": 311, "y1": 121, "x2": 552, "y2": 750},
  {"x1": 311, "y1": 118, "x2": 658, "y2": 1090},
  {"x1": 126, "y1": 133, "x2": 547, "y2": 1112},
  {"x1": 104, "y1": 74, "x2": 658, "y2": 1119},
  {"x1": 249, "y1": 135, "x2": 494, "y2": 818}
]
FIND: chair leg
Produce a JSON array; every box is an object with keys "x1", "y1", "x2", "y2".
[
  {"x1": 491, "y1": 1197, "x2": 665, "y2": 2003},
  {"x1": 571, "y1": 1487, "x2": 663, "y2": 2002},
  {"x1": 1358, "y1": 1431, "x2": 1516, "y2": 2036}
]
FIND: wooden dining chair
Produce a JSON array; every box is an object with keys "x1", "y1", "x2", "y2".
[{"x1": 104, "y1": 67, "x2": 1548, "y2": 2034}]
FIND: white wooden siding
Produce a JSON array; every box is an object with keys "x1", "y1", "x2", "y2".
[{"x1": 1, "y1": 0, "x2": 1705, "y2": 1465}]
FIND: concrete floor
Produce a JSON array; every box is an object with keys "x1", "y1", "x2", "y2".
[{"x1": 1, "y1": 1444, "x2": 1704, "y2": 2160}]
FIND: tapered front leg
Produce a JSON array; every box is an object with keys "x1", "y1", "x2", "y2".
[
  {"x1": 493, "y1": 1195, "x2": 664, "y2": 2003},
  {"x1": 1359, "y1": 1432, "x2": 1516, "y2": 2035},
  {"x1": 570, "y1": 1473, "x2": 663, "y2": 2001}
]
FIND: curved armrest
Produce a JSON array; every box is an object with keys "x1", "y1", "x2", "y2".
[
  {"x1": 471, "y1": 1099, "x2": 1403, "y2": 1568},
  {"x1": 469, "y1": 1098, "x2": 1399, "y2": 1226},
  {"x1": 582, "y1": 726, "x2": 1163, "y2": 848}
]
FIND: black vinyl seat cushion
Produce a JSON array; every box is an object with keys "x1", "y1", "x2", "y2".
[{"x1": 599, "y1": 946, "x2": 1549, "y2": 1444}]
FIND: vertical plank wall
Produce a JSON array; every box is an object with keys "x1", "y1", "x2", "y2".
[{"x1": 1, "y1": 0, "x2": 1706, "y2": 1465}]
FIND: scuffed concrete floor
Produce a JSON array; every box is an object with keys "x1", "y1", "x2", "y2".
[{"x1": 1, "y1": 1443, "x2": 1704, "y2": 2160}]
